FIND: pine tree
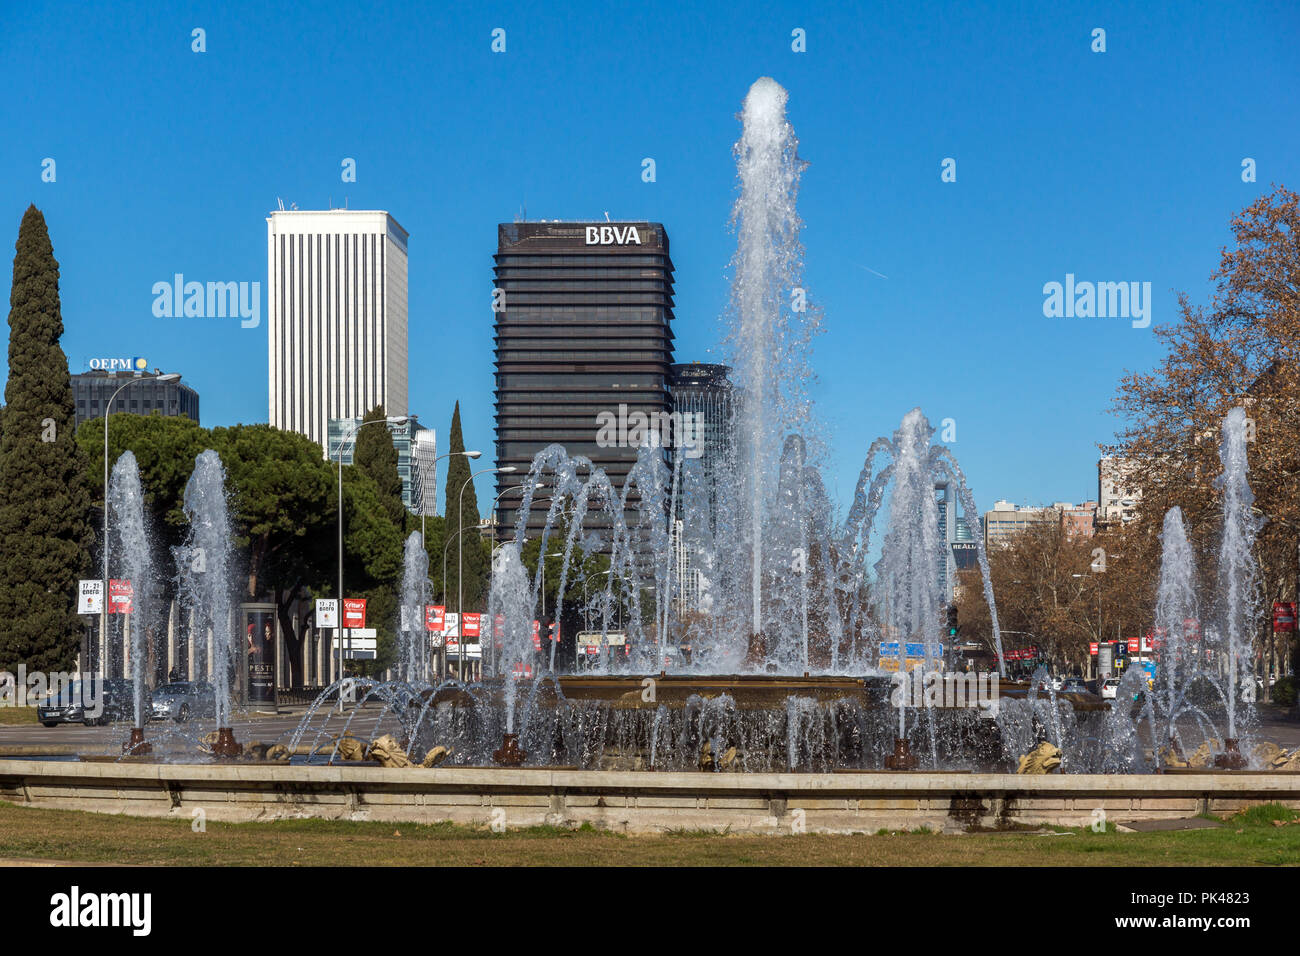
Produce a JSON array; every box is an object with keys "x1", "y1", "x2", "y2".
[
  {"x1": 0, "y1": 206, "x2": 94, "y2": 672},
  {"x1": 354, "y1": 404, "x2": 406, "y2": 531}
]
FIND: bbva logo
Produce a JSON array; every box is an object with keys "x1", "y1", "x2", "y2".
[{"x1": 585, "y1": 225, "x2": 642, "y2": 246}]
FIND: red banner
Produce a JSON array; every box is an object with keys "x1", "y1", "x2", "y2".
[
  {"x1": 426, "y1": 605, "x2": 444, "y2": 632},
  {"x1": 1089, "y1": 642, "x2": 1099, "y2": 655},
  {"x1": 1273, "y1": 602, "x2": 1297, "y2": 632},
  {"x1": 343, "y1": 598, "x2": 366, "y2": 629},
  {"x1": 532, "y1": 620, "x2": 541, "y2": 651},
  {"x1": 108, "y1": 579, "x2": 133, "y2": 614},
  {"x1": 1127, "y1": 637, "x2": 1140, "y2": 653},
  {"x1": 462, "y1": 613, "x2": 481, "y2": 638}
]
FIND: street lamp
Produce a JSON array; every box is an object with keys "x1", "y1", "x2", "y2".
[
  {"x1": 101, "y1": 371, "x2": 180, "y2": 677},
  {"x1": 420, "y1": 449, "x2": 481, "y2": 543},
  {"x1": 336, "y1": 415, "x2": 408, "y2": 685},
  {"x1": 458, "y1": 465, "x2": 515, "y2": 679}
]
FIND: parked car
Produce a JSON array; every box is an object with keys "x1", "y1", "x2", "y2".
[
  {"x1": 37, "y1": 677, "x2": 135, "y2": 727},
  {"x1": 1100, "y1": 678, "x2": 1121, "y2": 700},
  {"x1": 1058, "y1": 677, "x2": 1092, "y2": 696},
  {"x1": 149, "y1": 681, "x2": 217, "y2": 723}
]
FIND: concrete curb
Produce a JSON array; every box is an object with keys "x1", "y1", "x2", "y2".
[{"x1": 2, "y1": 759, "x2": 1299, "y2": 834}]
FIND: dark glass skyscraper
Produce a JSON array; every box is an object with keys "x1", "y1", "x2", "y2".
[{"x1": 493, "y1": 221, "x2": 676, "y2": 538}]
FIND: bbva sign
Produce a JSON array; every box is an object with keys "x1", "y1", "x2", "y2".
[{"x1": 585, "y1": 225, "x2": 643, "y2": 246}]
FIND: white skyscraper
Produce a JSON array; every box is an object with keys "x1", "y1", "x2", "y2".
[{"x1": 267, "y1": 209, "x2": 409, "y2": 451}]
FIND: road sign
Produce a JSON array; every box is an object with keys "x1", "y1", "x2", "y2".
[
  {"x1": 316, "y1": 598, "x2": 338, "y2": 628},
  {"x1": 342, "y1": 628, "x2": 377, "y2": 660},
  {"x1": 77, "y1": 580, "x2": 104, "y2": 615}
]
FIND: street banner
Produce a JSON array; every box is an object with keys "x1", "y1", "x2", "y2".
[
  {"x1": 108, "y1": 579, "x2": 133, "y2": 614},
  {"x1": 343, "y1": 598, "x2": 366, "y2": 629},
  {"x1": 1273, "y1": 602, "x2": 1297, "y2": 632},
  {"x1": 532, "y1": 620, "x2": 541, "y2": 651},
  {"x1": 444, "y1": 612, "x2": 459, "y2": 638},
  {"x1": 1089, "y1": 642, "x2": 1098, "y2": 655},
  {"x1": 426, "y1": 605, "x2": 444, "y2": 632},
  {"x1": 316, "y1": 598, "x2": 338, "y2": 628},
  {"x1": 77, "y1": 580, "x2": 104, "y2": 615},
  {"x1": 462, "y1": 613, "x2": 481, "y2": 638}
]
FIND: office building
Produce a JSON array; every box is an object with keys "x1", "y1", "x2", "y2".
[
  {"x1": 492, "y1": 220, "x2": 676, "y2": 538},
  {"x1": 268, "y1": 209, "x2": 409, "y2": 453},
  {"x1": 327, "y1": 415, "x2": 432, "y2": 515},
  {"x1": 72, "y1": 369, "x2": 200, "y2": 429}
]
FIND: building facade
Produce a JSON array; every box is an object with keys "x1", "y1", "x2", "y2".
[
  {"x1": 492, "y1": 221, "x2": 676, "y2": 538},
  {"x1": 327, "y1": 415, "x2": 432, "y2": 515},
  {"x1": 267, "y1": 209, "x2": 409, "y2": 453},
  {"x1": 1097, "y1": 457, "x2": 1140, "y2": 528},
  {"x1": 72, "y1": 370, "x2": 200, "y2": 429}
]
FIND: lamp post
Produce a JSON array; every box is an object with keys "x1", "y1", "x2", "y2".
[
  {"x1": 336, "y1": 415, "x2": 408, "y2": 685},
  {"x1": 102, "y1": 371, "x2": 179, "y2": 680},
  {"x1": 420, "y1": 449, "x2": 480, "y2": 543},
  {"x1": 411, "y1": 449, "x2": 478, "y2": 683},
  {"x1": 458, "y1": 465, "x2": 515, "y2": 679}
]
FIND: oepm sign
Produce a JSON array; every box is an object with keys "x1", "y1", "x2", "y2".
[{"x1": 343, "y1": 598, "x2": 367, "y2": 629}]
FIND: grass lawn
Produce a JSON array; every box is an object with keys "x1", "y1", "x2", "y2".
[
  {"x1": 0, "y1": 801, "x2": 1298, "y2": 866},
  {"x1": 0, "y1": 708, "x2": 38, "y2": 726}
]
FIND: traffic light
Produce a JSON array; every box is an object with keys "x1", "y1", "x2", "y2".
[{"x1": 946, "y1": 604, "x2": 959, "y2": 639}]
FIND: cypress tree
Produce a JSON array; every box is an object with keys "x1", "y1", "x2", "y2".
[
  {"x1": 0, "y1": 206, "x2": 93, "y2": 672},
  {"x1": 442, "y1": 401, "x2": 486, "y2": 610},
  {"x1": 354, "y1": 404, "x2": 406, "y2": 531}
]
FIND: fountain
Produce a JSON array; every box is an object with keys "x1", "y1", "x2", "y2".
[
  {"x1": 398, "y1": 532, "x2": 428, "y2": 684},
  {"x1": 85, "y1": 79, "x2": 1269, "y2": 782},
  {"x1": 177, "y1": 450, "x2": 241, "y2": 758},
  {"x1": 107, "y1": 451, "x2": 155, "y2": 755}
]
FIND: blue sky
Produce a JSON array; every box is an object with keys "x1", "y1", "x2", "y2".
[{"x1": 2, "y1": 0, "x2": 1297, "y2": 518}]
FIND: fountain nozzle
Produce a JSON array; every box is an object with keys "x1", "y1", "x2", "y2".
[
  {"x1": 122, "y1": 727, "x2": 152, "y2": 756},
  {"x1": 493, "y1": 733, "x2": 527, "y2": 766}
]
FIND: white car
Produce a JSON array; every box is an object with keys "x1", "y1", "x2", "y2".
[{"x1": 1100, "y1": 678, "x2": 1121, "y2": 700}]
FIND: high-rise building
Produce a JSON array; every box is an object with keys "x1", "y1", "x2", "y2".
[
  {"x1": 326, "y1": 415, "x2": 431, "y2": 515},
  {"x1": 935, "y1": 481, "x2": 977, "y2": 602},
  {"x1": 412, "y1": 429, "x2": 439, "y2": 518},
  {"x1": 267, "y1": 209, "x2": 409, "y2": 453},
  {"x1": 670, "y1": 363, "x2": 735, "y2": 615},
  {"x1": 72, "y1": 369, "x2": 200, "y2": 429},
  {"x1": 492, "y1": 221, "x2": 676, "y2": 538}
]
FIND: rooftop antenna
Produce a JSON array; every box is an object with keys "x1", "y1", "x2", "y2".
[
  {"x1": 277, "y1": 198, "x2": 285, "y2": 211},
  {"x1": 604, "y1": 211, "x2": 611, "y2": 222}
]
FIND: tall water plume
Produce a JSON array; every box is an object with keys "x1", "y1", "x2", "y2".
[
  {"x1": 178, "y1": 450, "x2": 236, "y2": 726},
  {"x1": 108, "y1": 451, "x2": 154, "y2": 727},
  {"x1": 726, "y1": 76, "x2": 819, "y2": 638}
]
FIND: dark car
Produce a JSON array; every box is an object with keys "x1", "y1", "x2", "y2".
[
  {"x1": 1058, "y1": 677, "x2": 1095, "y2": 696},
  {"x1": 149, "y1": 681, "x2": 217, "y2": 723},
  {"x1": 37, "y1": 677, "x2": 135, "y2": 727}
]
